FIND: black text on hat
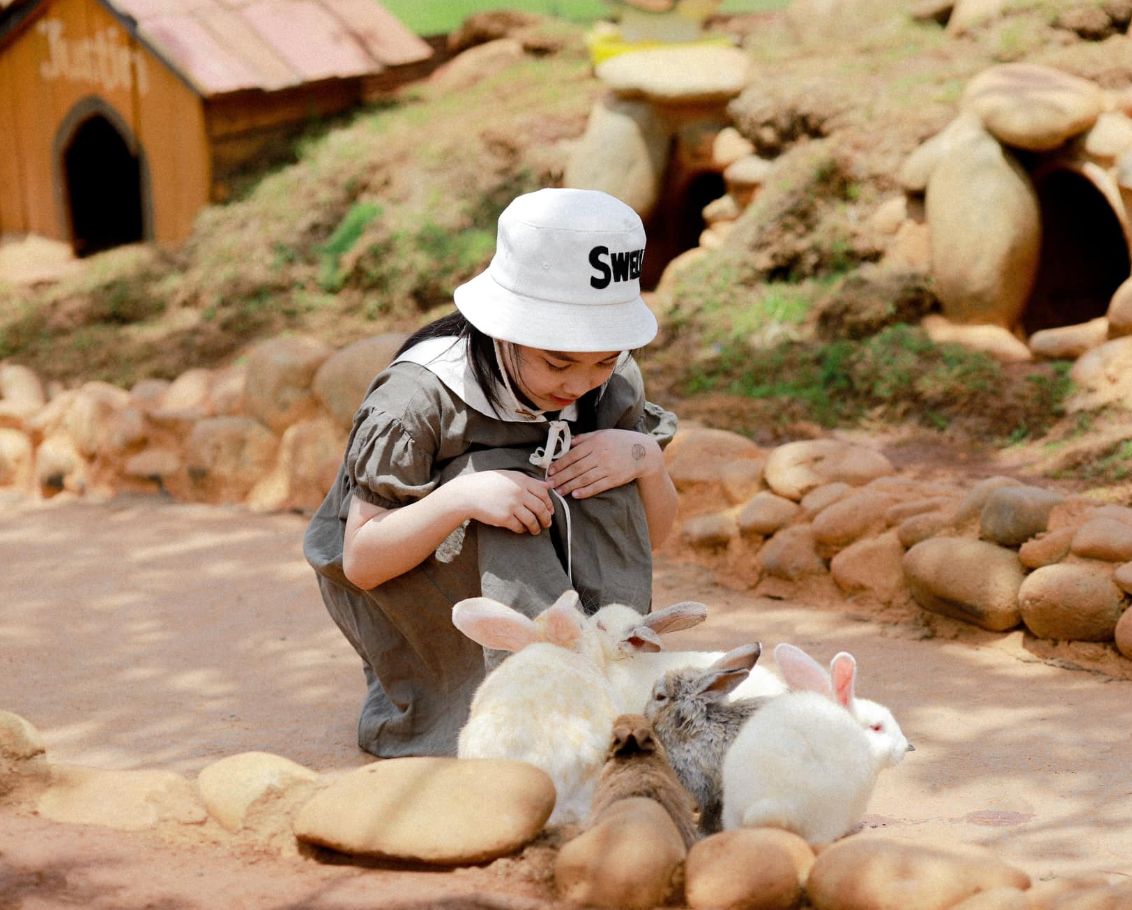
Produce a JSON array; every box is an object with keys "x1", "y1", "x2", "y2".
[{"x1": 589, "y1": 246, "x2": 645, "y2": 289}]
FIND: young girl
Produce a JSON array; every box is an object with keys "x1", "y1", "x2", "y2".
[{"x1": 304, "y1": 188, "x2": 679, "y2": 758}]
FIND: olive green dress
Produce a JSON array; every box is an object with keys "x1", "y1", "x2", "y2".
[{"x1": 303, "y1": 337, "x2": 677, "y2": 758}]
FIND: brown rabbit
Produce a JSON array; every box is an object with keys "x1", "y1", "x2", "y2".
[{"x1": 586, "y1": 713, "x2": 700, "y2": 849}]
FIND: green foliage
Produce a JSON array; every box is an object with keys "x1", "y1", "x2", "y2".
[
  {"x1": 339, "y1": 164, "x2": 541, "y2": 315},
  {"x1": 356, "y1": 220, "x2": 498, "y2": 314},
  {"x1": 380, "y1": 0, "x2": 789, "y2": 34},
  {"x1": 1082, "y1": 439, "x2": 1132, "y2": 482},
  {"x1": 674, "y1": 323, "x2": 1073, "y2": 441},
  {"x1": 318, "y1": 202, "x2": 383, "y2": 292}
]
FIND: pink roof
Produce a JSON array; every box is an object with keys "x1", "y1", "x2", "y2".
[{"x1": 108, "y1": 0, "x2": 432, "y2": 95}]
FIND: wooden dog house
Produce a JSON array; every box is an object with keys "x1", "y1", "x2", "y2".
[{"x1": 0, "y1": 0, "x2": 433, "y2": 255}]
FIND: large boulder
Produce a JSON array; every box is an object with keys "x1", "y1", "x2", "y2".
[
  {"x1": 979, "y1": 485, "x2": 1064, "y2": 546},
  {"x1": 1017, "y1": 563, "x2": 1125, "y2": 641},
  {"x1": 0, "y1": 363, "x2": 46, "y2": 426},
  {"x1": 1068, "y1": 336, "x2": 1132, "y2": 411},
  {"x1": 197, "y1": 751, "x2": 319, "y2": 834},
  {"x1": 65, "y1": 381, "x2": 132, "y2": 458},
  {"x1": 311, "y1": 334, "x2": 406, "y2": 429},
  {"x1": 242, "y1": 337, "x2": 332, "y2": 435},
  {"x1": 292, "y1": 757, "x2": 554, "y2": 864},
  {"x1": 595, "y1": 45, "x2": 752, "y2": 105},
  {"x1": 764, "y1": 440, "x2": 895, "y2": 502},
  {"x1": 554, "y1": 797, "x2": 686, "y2": 910},
  {"x1": 665, "y1": 428, "x2": 764, "y2": 497},
  {"x1": 806, "y1": 836, "x2": 1030, "y2": 910},
  {"x1": 830, "y1": 531, "x2": 907, "y2": 603},
  {"x1": 564, "y1": 93, "x2": 670, "y2": 221},
  {"x1": 925, "y1": 121, "x2": 1041, "y2": 329},
  {"x1": 246, "y1": 417, "x2": 345, "y2": 513},
  {"x1": 962, "y1": 63, "x2": 1106, "y2": 152},
  {"x1": 685, "y1": 827, "x2": 814, "y2": 910},
  {"x1": 903, "y1": 537, "x2": 1025, "y2": 631},
  {"x1": 184, "y1": 417, "x2": 278, "y2": 502}
]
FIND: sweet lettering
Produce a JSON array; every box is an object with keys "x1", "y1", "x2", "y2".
[
  {"x1": 37, "y1": 18, "x2": 149, "y2": 95},
  {"x1": 589, "y1": 246, "x2": 644, "y2": 289}
]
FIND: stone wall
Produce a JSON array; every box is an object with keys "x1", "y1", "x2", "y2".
[{"x1": 2, "y1": 332, "x2": 1130, "y2": 665}]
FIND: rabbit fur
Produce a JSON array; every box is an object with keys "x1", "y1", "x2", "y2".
[
  {"x1": 453, "y1": 591, "x2": 695, "y2": 826},
  {"x1": 587, "y1": 713, "x2": 700, "y2": 849},
  {"x1": 591, "y1": 602, "x2": 787, "y2": 714},
  {"x1": 720, "y1": 643, "x2": 910, "y2": 845},
  {"x1": 644, "y1": 644, "x2": 769, "y2": 835},
  {"x1": 772, "y1": 642, "x2": 910, "y2": 771}
]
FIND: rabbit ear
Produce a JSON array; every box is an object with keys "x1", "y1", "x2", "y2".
[
  {"x1": 710, "y1": 643, "x2": 763, "y2": 672},
  {"x1": 621, "y1": 625, "x2": 663, "y2": 653},
  {"x1": 639, "y1": 601, "x2": 708, "y2": 633},
  {"x1": 541, "y1": 589, "x2": 587, "y2": 648},
  {"x1": 774, "y1": 643, "x2": 831, "y2": 694},
  {"x1": 829, "y1": 652, "x2": 857, "y2": 709},
  {"x1": 452, "y1": 598, "x2": 540, "y2": 652},
  {"x1": 696, "y1": 667, "x2": 750, "y2": 699}
]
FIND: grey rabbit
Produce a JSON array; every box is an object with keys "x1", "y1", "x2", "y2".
[
  {"x1": 586, "y1": 713, "x2": 700, "y2": 850},
  {"x1": 643, "y1": 644, "x2": 767, "y2": 836}
]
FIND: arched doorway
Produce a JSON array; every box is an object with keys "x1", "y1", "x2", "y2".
[
  {"x1": 1022, "y1": 167, "x2": 1131, "y2": 336},
  {"x1": 54, "y1": 99, "x2": 150, "y2": 257},
  {"x1": 645, "y1": 169, "x2": 726, "y2": 289}
]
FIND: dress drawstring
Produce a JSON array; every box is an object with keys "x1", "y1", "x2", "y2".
[{"x1": 530, "y1": 419, "x2": 573, "y2": 585}]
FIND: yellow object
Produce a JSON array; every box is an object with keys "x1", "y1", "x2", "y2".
[{"x1": 585, "y1": 28, "x2": 734, "y2": 65}]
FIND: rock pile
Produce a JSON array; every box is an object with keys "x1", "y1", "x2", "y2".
[
  {"x1": 664, "y1": 428, "x2": 1132, "y2": 664},
  {"x1": 2, "y1": 331, "x2": 1132, "y2": 666},
  {"x1": 569, "y1": 47, "x2": 1132, "y2": 367},
  {"x1": 5, "y1": 707, "x2": 1132, "y2": 910},
  {"x1": 895, "y1": 62, "x2": 1132, "y2": 363},
  {"x1": 0, "y1": 333, "x2": 405, "y2": 512}
]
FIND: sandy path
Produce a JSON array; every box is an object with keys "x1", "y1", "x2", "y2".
[{"x1": 2, "y1": 494, "x2": 1130, "y2": 907}]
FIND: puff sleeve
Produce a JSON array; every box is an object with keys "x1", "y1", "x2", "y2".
[
  {"x1": 597, "y1": 356, "x2": 678, "y2": 447},
  {"x1": 343, "y1": 372, "x2": 446, "y2": 509}
]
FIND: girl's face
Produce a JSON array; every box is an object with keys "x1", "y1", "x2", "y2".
[{"x1": 507, "y1": 345, "x2": 621, "y2": 411}]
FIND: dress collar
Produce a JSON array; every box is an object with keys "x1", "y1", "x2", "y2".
[{"x1": 391, "y1": 335, "x2": 581, "y2": 423}]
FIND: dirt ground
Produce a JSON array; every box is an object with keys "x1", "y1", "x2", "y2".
[{"x1": 1, "y1": 489, "x2": 1130, "y2": 910}]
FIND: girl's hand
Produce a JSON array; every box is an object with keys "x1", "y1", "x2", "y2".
[
  {"x1": 458, "y1": 470, "x2": 555, "y2": 535},
  {"x1": 547, "y1": 430, "x2": 663, "y2": 499}
]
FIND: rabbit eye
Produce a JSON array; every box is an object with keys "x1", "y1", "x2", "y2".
[{"x1": 871, "y1": 723, "x2": 884, "y2": 733}]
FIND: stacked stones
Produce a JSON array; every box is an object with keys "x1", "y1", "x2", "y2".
[
  {"x1": 570, "y1": 53, "x2": 1132, "y2": 368},
  {"x1": 666, "y1": 427, "x2": 1132, "y2": 662},
  {"x1": 0, "y1": 333, "x2": 406, "y2": 512},
  {"x1": 7, "y1": 705, "x2": 1132, "y2": 910},
  {"x1": 891, "y1": 62, "x2": 1132, "y2": 364},
  {"x1": 3, "y1": 331, "x2": 1132, "y2": 663},
  {"x1": 564, "y1": 38, "x2": 769, "y2": 256}
]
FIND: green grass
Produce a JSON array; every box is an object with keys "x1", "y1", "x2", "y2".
[
  {"x1": 382, "y1": 0, "x2": 790, "y2": 35},
  {"x1": 672, "y1": 323, "x2": 1076, "y2": 439}
]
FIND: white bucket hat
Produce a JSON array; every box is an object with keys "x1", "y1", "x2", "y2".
[{"x1": 453, "y1": 187, "x2": 658, "y2": 352}]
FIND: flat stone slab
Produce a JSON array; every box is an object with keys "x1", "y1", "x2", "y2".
[
  {"x1": 595, "y1": 45, "x2": 751, "y2": 103},
  {"x1": 292, "y1": 756, "x2": 555, "y2": 864},
  {"x1": 36, "y1": 764, "x2": 207, "y2": 831}
]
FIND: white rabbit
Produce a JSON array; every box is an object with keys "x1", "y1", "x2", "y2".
[
  {"x1": 452, "y1": 590, "x2": 624, "y2": 827},
  {"x1": 590, "y1": 602, "x2": 787, "y2": 714},
  {"x1": 720, "y1": 643, "x2": 911, "y2": 846},
  {"x1": 772, "y1": 642, "x2": 910, "y2": 771}
]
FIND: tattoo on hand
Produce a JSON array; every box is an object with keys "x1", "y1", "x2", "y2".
[{"x1": 631, "y1": 443, "x2": 646, "y2": 462}]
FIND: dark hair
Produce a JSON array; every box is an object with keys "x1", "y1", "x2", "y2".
[
  {"x1": 397, "y1": 310, "x2": 632, "y2": 421},
  {"x1": 396, "y1": 311, "x2": 509, "y2": 415}
]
